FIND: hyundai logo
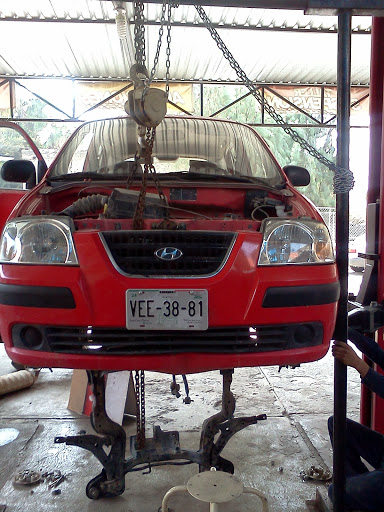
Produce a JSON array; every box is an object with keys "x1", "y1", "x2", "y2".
[{"x1": 155, "y1": 247, "x2": 183, "y2": 261}]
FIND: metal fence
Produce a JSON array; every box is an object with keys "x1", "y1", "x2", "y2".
[{"x1": 317, "y1": 206, "x2": 365, "y2": 246}]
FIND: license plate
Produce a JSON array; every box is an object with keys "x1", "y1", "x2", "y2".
[{"x1": 126, "y1": 289, "x2": 208, "y2": 330}]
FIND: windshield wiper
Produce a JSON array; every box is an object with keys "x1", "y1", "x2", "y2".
[{"x1": 48, "y1": 172, "x2": 132, "y2": 182}]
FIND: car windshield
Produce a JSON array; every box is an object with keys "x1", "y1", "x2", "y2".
[{"x1": 49, "y1": 116, "x2": 284, "y2": 188}]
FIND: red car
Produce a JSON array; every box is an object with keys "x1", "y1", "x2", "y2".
[{"x1": 0, "y1": 116, "x2": 339, "y2": 374}]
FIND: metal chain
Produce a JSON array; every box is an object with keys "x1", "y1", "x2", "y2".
[
  {"x1": 126, "y1": 152, "x2": 140, "y2": 190},
  {"x1": 134, "y1": 370, "x2": 146, "y2": 450},
  {"x1": 165, "y1": 3, "x2": 173, "y2": 95},
  {"x1": 134, "y1": 370, "x2": 141, "y2": 441},
  {"x1": 140, "y1": 370, "x2": 145, "y2": 447},
  {"x1": 146, "y1": 0, "x2": 175, "y2": 95},
  {"x1": 147, "y1": 1, "x2": 168, "y2": 86},
  {"x1": 132, "y1": 156, "x2": 149, "y2": 230},
  {"x1": 145, "y1": 128, "x2": 169, "y2": 209},
  {"x1": 134, "y1": 2, "x2": 146, "y2": 68},
  {"x1": 132, "y1": 127, "x2": 169, "y2": 230},
  {"x1": 131, "y1": 1, "x2": 174, "y2": 229},
  {"x1": 194, "y1": 5, "x2": 354, "y2": 195}
]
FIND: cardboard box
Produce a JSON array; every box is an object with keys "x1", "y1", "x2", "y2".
[{"x1": 68, "y1": 370, "x2": 136, "y2": 425}]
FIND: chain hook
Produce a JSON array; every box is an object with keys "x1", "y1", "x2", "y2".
[{"x1": 130, "y1": 63, "x2": 149, "y2": 89}]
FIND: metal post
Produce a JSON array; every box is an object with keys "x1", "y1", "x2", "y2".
[
  {"x1": 367, "y1": 17, "x2": 384, "y2": 207},
  {"x1": 360, "y1": 17, "x2": 384, "y2": 430},
  {"x1": 72, "y1": 79, "x2": 76, "y2": 119},
  {"x1": 200, "y1": 83, "x2": 204, "y2": 116},
  {"x1": 333, "y1": 10, "x2": 351, "y2": 512},
  {"x1": 261, "y1": 86, "x2": 265, "y2": 124},
  {"x1": 372, "y1": 17, "x2": 384, "y2": 435},
  {"x1": 9, "y1": 79, "x2": 14, "y2": 119},
  {"x1": 320, "y1": 85, "x2": 325, "y2": 124}
]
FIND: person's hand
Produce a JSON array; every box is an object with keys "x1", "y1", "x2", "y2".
[
  {"x1": 332, "y1": 341, "x2": 369, "y2": 378},
  {"x1": 332, "y1": 341, "x2": 360, "y2": 367}
]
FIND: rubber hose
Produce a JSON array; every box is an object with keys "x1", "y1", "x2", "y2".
[
  {"x1": 62, "y1": 194, "x2": 108, "y2": 218},
  {"x1": 0, "y1": 370, "x2": 39, "y2": 396}
]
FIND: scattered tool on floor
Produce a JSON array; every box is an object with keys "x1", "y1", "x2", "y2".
[
  {"x1": 13, "y1": 470, "x2": 41, "y2": 486},
  {"x1": 300, "y1": 466, "x2": 332, "y2": 482}
]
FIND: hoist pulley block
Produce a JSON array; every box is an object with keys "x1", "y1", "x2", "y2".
[{"x1": 126, "y1": 64, "x2": 168, "y2": 128}]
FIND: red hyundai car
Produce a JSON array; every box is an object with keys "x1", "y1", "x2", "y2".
[{"x1": 0, "y1": 116, "x2": 339, "y2": 374}]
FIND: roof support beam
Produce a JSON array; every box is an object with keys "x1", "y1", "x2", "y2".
[
  {"x1": 111, "y1": 0, "x2": 384, "y2": 15},
  {"x1": 0, "y1": 17, "x2": 371, "y2": 34}
]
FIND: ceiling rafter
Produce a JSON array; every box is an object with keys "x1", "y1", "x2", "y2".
[
  {"x1": 0, "y1": 16, "x2": 372, "y2": 34},
  {"x1": 0, "y1": 1, "x2": 374, "y2": 84}
]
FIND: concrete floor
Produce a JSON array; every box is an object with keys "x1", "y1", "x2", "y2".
[{"x1": 0, "y1": 340, "x2": 362, "y2": 512}]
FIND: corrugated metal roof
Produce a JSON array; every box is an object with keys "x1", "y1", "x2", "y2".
[{"x1": 0, "y1": 1, "x2": 372, "y2": 85}]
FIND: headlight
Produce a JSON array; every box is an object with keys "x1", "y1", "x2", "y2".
[
  {"x1": 258, "y1": 219, "x2": 334, "y2": 265},
  {"x1": 0, "y1": 217, "x2": 78, "y2": 265}
]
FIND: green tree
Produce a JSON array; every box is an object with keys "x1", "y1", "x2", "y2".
[
  {"x1": 194, "y1": 85, "x2": 337, "y2": 207},
  {"x1": 258, "y1": 115, "x2": 336, "y2": 207},
  {"x1": 16, "y1": 97, "x2": 74, "y2": 155}
]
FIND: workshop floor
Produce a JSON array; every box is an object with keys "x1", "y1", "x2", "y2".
[{"x1": 0, "y1": 342, "x2": 362, "y2": 512}]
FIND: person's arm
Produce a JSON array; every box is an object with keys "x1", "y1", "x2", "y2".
[
  {"x1": 332, "y1": 340, "x2": 384, "y2": 399},
  {"x1": 332, "y1": 341, "x2": 369, "y2": 378},
  {"x1": 348, "y1": 327, "x2": 384, "y2": 369},
  {"x1": 361, "y1": 367, "x2": 384, "y2": 399}
]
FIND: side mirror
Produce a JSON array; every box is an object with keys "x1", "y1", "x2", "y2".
[
  {"x1": 1, "y1": 159, "x2": 36, "y2": 189},
  {"x1": 283, "y1": 165, "x2": 310, "y2": 187}
]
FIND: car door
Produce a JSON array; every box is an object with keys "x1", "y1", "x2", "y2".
[{"x1": 0, "y1": 120, "x2": 47, "y2": 230}]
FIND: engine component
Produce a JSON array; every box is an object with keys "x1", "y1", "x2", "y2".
[
  {"x1": 106, "y1": 188, "x2": 168, "y2": 219},
  {"x1": 244, "y1": 190, "x2": 268, "y2": 218}
]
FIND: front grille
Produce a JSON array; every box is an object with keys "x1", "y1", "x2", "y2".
[
  {"x1": 12, "y1": 323, "x2": 323, "y2": 355},
  {"x1": 100, "y1": 230, "x2": 236, "y2": 276}
]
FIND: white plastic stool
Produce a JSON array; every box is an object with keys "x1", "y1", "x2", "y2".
[{"x1": 161, "y1": 467, "x2": 268, "y2": 512}]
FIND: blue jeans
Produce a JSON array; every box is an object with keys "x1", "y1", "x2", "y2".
[{"x1": 328, "y1": 416, "x2": 384, "y2": 511}]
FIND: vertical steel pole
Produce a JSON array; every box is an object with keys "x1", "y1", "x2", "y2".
[
  {"x1": 367, "y1": 17, "x2": 384, "y2": 207},
  {"x1": 261, "y1": 86, "x2": 265, "y2": 124},
  {"x1": 200, "y1": 83, "x2": 204, "y2": 116},
  {"x1": 72, "y1": 79, "x2": 76, "y2": 120},
  {"x1": 372, "y1": 17, "x2": 384, "y2": 435},
  {"x1": 320, "y1": 85, "x2": 325, "y2": 124},
  {"x1": 361, "y1": 17, "x2": 384, "y2": 430},
  {"x1": 333, "y1": 10, "x2": 351, "y2": 512},
  {"x1": 9, "y1": 79, "x2": 14, "y2": 119}
]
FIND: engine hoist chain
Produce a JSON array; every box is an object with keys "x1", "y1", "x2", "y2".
[
  {"x1": 128, "y1": 0, "x2": 175, "y2": 128},
  {"x1": 195, "y1": 4, "x2": 354, "y2": 195},
  {"x1": 126, "y1": 151, "x2": 141, "y2": 190},
  {"x1": 132, "y1": 127, "x2": 169, "y2": 230},
  {"x1": 134, "y1": 370, "x2": 146, "y2": 450},
  {"x1": 127, "y1": 1, "x2": 176, "y2": 230},
  {"x1": 147, "y1": 1, "x2": 167, "y2": 90},
  {"x1": 133, "y1": 2, "x2": 146, "y2": 68}
]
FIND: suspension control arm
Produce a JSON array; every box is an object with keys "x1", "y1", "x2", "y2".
[
  {"x1": 55, "y1": 371, "x2": 127, "y2": 499},
  {"x1": 199, "y1": 369, "x2": 267, "y2": 472}
]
